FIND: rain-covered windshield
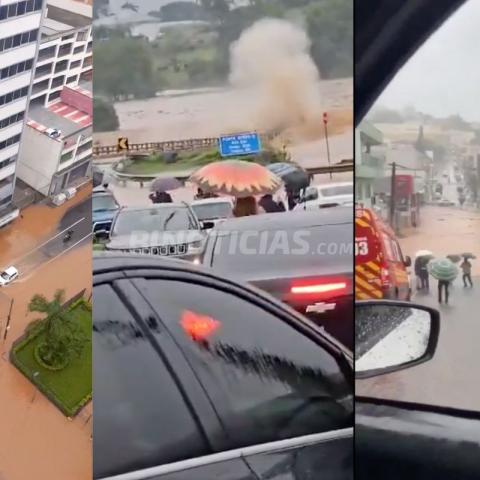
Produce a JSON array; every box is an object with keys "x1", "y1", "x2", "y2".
[
  {"x1": 93, "y1": 194, "x2": 117, "y2": 212},
  {"x1": 355, "y1": 0, "x2": 480, "y2": 411},
  {"x1": 112, "y1": 207, "x2": 197, "y2": 236}
]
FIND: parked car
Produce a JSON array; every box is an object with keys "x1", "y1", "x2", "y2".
[
  {"x1": 0, "y1": 266, "x2": 18, "y2": 286},
  {"x1": 190, "y1": 197, "x2": 233, "y2": 230},
  {"x1": 295, "y1": 182, "x2": 353, "y2": 210},
  {"x1": 93, "y1": 254, "x2": 353, "y2": 480},
  {"x1": 92, "y1": 190, "x2": 120, "y2": 236},
  {"x1": 203, "y1": 208, "x2": 353, "y2": 349},
  {"x1": 105, "y1": 204, "x2": 211, "y2": 262}
]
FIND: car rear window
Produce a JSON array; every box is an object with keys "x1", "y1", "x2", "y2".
[
  {"x1": 192, "y1": 202, "x2": 232, "y2": 221},
  {"x1": 211, "y1": 223, "x2": 353, "y2": 275}
]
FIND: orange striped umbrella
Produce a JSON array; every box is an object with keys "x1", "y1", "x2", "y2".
[{"x1": 188, "y1": 160, "x2": 283, "y2": 198}]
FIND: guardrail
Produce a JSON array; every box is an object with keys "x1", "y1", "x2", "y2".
[{"x1": 93, "y1": 134, "x2": 276, "y2": 158}]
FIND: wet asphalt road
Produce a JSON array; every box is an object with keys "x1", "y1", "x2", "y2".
[
  {"x1": 357, "y1": 275, "x2": 480, "y2": 411},
  {"x1": 9, "y1": 199, "x2": 91, "y2": 279}
]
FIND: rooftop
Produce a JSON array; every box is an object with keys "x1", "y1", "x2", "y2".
[
  {"x1": 27, "y1": 85, "x2": 92, "y2": 139},
  {"x1": 42, "y1": 0, "x2": 91, "y2": 37}
]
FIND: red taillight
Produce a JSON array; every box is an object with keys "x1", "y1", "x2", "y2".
[
  {"x1": 291, "y1": 282, "x2": 347, "y2": 295},
  {"x1": 180, "y1": 310, "x2": 221, "y2": 342}
]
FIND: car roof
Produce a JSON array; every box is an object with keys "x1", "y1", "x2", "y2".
[
  {"x1": 191, "y1": 197, "x2": 233, "y2": 206},
  {"x1": 214, "y1": 208, "x2": 352, "y2": 233},
  {"x1": 313, "y1": 182, "x2": 353, "y2": 190},
  {"x1": 119, "y1": 203, "x2": 188, "y2": 213},
  {"x1": 4, "y1": 266, "x2": 17, "y2": 275}
]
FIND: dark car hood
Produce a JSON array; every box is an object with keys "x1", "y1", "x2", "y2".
[{"x1": 107, "y1": 230, "x2": 205, "y2": 249}]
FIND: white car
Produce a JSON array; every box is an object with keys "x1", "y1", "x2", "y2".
[
  {"x1": 191, "y1": 198, "x2": 234, "y2": 229},
  {"x1": 294, "y1": 182, "x2": 354, "y2": 210},
  {"x1": 0, "y1": 266, "x2": 19, "y2": 286}
]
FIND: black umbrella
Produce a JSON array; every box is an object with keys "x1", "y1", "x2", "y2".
[
  {"x1": 267, "y1": 163, "x2": 310, "y2": 193},
  {"x1": 150, "y1": 176, "x2": 182, "y2": 192}
]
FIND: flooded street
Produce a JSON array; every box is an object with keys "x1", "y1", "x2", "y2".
[
  {"x1": 0, "y1": 246, "x2": 92, "y2": 480},
  {"x1": 0, "y1": 189, "x2": 92, "y2": 480}
]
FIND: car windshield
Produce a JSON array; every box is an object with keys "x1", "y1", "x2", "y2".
[
  {"x1": 112, "y1": 207, "x2": 196, "y2": 236},
  {"x1": 212, "y1": 223, "x2": 353, "y2": 277},
  {"x1": 1, "y1": 271, "x2": 9, "y2": 280},
  {"x1": 192, "y1": 202, "x2": 232, "y2": 221},
  {"x1": 321, "y1": 185, "x2": 353, "y2": 197},
  {"x1": 93, "y1": 195, "x2": 117, "y2": 211},
  {"x1": 356, "y1": 0, "x2": 480, "y2": 411}
]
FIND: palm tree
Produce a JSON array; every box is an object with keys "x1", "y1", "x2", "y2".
[{"x1": 28, "y1": 290, "x2": 86, "y2": 368}]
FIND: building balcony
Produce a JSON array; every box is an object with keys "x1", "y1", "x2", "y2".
[{"x1": 359, "y1": 120, "x2": 384, "y2": 146}]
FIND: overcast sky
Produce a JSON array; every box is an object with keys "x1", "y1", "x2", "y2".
[{"x1": 375, "y1": 0, "x2": 480, "y2": 121}]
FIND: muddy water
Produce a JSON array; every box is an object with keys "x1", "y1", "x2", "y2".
[
  {"x1": 0, "y1": 246, "x2": 92, "y2": 480},
  {"x1": 0, "y1": 186, "x2": 92, "y2": 267},
  {"x1": 94, "y1": 79, "x2": 353, "y2": 159}
]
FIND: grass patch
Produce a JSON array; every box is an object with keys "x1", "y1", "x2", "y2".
[
  {"x1": 11, "y1": 301, "x2": 92, "y2": 417},
  {"x1": 120, "y1": 149, "x2": 287, "y2": 176}
]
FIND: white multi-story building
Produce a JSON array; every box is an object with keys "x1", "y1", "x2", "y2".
[
  {"x1": 0, "y1": 0, "x2": 45, "y2": 227},
  {"x1": 30, "y1": 0, "x2": 92, "y2": 107},
  {"x1": 17, "y1": 82, "x2": 92, "y2": 195}
]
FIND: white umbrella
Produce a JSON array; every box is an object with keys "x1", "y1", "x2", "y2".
[{"x1": 415, "y1": 249, "x2": 433, "y2": 258}]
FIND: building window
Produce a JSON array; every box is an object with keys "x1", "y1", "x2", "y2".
[
  {"x1": 0, "y1": 29, "x2": 38, "y2": 53},
  {"x1": 72, "y1": 46, "x2": 84, "y2": 55},
  {"x1": 0, "y1": 111, "x2": 25, "y2": 130},
  {"x1": 0, "y1": 58, "x2": 34, "y2": 81},
  {"x1": 77, "y1": 30, "x2": 88, "y2": 42},
  {"x1": 60, "y1": 150, "x2": 73, "y2": 163},
  {"x1": 48, "y1": 91, "x2": 61, "y2": 102},
  {"x1": 0, "y1": 86, "x2": 29, "y2": 107},
  {"x1": 0, "y1": 156, "x2": 16, "y2": 170},
  {"x1": 66, "y1": 75, "x2": 78, "y2": 84},
  {"x1": 0, "y1": 134, "x2": 21, "y2": 151},
  {"x1": 0, "y1": 0, "x2": 43, "y2": 22}
]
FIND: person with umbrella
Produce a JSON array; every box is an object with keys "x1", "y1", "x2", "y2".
[
  {"x1": 415, "y1": 250, "x2": 433, "y2": 290},
  {"x1": 188, "y1": 159, "x2": 282, "y2": 217},
  {"x1": 460, "y1": 253, "x2": 475, "y2": 287},
  {"x1": 428, "y1": 258, "x2": 459, "y2": 305},
  {"x1": 149, "y1": 176, "x2": 182, "y2": 204}
]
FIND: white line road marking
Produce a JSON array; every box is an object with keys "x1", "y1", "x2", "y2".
[
  {"x1": 14, "y1": 232, "x2": 92, "y2": 282},
  {"x1": 8, "y1": 216, "x2": 87, "y2": 266}
]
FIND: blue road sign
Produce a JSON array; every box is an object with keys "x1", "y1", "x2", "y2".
[{"x1": 219, "y1": 132, "x2": 262, "y2": 157}]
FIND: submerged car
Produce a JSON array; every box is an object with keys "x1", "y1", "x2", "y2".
[
  {"x1": 105, "y1": 203, "x2": 209, "y2": 262},
  {"x1": 0, "y1": 266, "x2": 18, "y2": 286}
]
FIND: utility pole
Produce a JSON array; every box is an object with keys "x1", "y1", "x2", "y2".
[
  {"x1": 323, "y1": 112, "x2": 332, "y2": 179},
  {"x1": 3, "y1": 298, "x2": 13, "y2": 341},
  {"x1": 389, "y1": 162, "x2": 396, "y2": 229}
]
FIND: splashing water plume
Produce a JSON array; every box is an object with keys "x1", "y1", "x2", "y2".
[{"x1": 228, "y1": 18, "x2": 324, "y2": 137}]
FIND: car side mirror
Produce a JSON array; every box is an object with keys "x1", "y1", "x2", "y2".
[
  {"x1": 404, "y1": 255, "x2": 412, "y2": 267},
  {"x1": 201, "y1": 221, "x2": 215, "y2": 230},
  {"x1": 355, "y1": 300, "x2": 439, "y2": 379}
]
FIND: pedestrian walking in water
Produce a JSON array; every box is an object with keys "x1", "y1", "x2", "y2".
[
  {"x1": 461, "y1": 257, "x2": 473, "y2": 287},
  {"x1": 428, "y1": 258, "x2": 458, "y2": 305},
  {"x1": 438, "y1": 279, "x2": 450, "y2": 304}
]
